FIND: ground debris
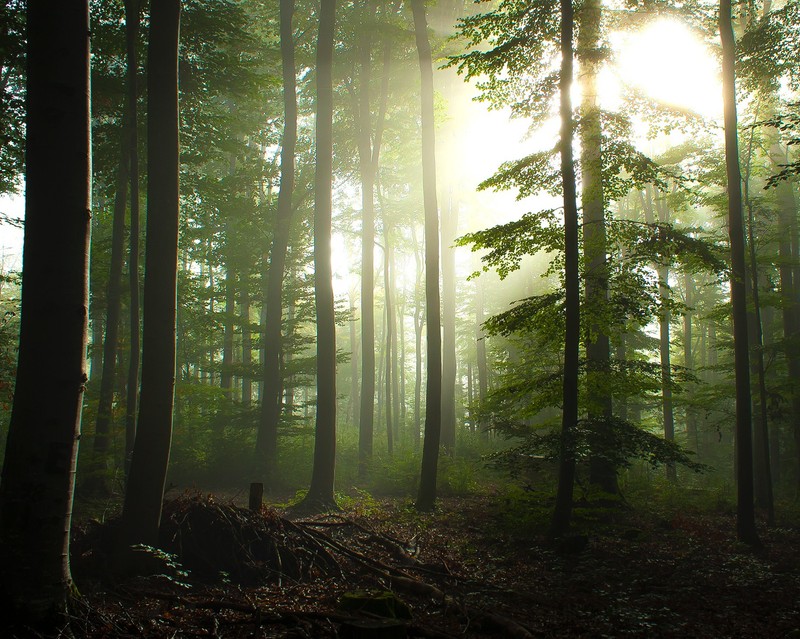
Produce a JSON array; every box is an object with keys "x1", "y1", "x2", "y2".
[{"x1": 67, "y1": 493, "x2": 800, "y2": 638}]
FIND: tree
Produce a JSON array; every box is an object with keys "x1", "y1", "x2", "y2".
[
  {"x1": 412, "y1": 0, "x2": 443, "y2": 513},
  {"x1": 303, "y1": 0, "x2": 338, "y2": 512},
  {"x1": 550, "y1": 0, "x2": 579, "y2": 539},
  {"x1": 256, "y1": 0, "x2": 297, "y2": 488},
  {"x1": 124, "y1": 0, "x2": 142, "y2": 480},
  {"x1": 720, "y1": 0, "x2": 759, "y2": 546},
  {"x1": 119, "y1": 0, "x2": 182, "y2": 548},
  {"x1": 0, "y1": 0, "x2": 90, "y2": 625}
]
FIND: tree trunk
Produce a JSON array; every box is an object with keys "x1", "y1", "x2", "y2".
[
  {"x1": 441, "y1": 190, "x2": 457, "y2": 454},
  {"x1": 94, "y1": 78, "x2": 131, "y2": 455},
  {"x1": 684, "y1": 273, "x2": 698, "y2": 453},
  {"x1": 124, "y1": 0, "x2": 142, "y2": 481},
  {"x1": 384, "y1": 229, "x2": 394, "y2": 455},
  {"x1": 579, "y1": 0, "x2": 616, "y2": 495},
  {"x1": 349, "y1": 288, "x2": 359, "y2": 427},
  {"x1": 413, "y1": 0, "x2": 443, "y2": 512},
  {"x1": 551, "y1": 0, "x2": 579, "y2": 539},
  {"x1": 119, "y1": 0, "x2": 181, "y2": 548},
  {"x1": 241, "y1": 286, "x2": 252, "y2": 407},
  {"x1": 304, "y1": 0, "x2": 338, "y2": 511},
  {"x1": 0, "y1": 1, "x2": 90, "y2": 626},
  {"x1": 720, "y1": 0, "x2": 759, "y2": 546},
  {"x1": 221, "y1": 232, "x2": 235, "y2": 396},
  {"x1": 256, "y1": 0, "x2": 297, "y2": 487},
  {"x1": 476, "y1": 276, "x2": 488, "y2": 437},
  {"x1": 413, "y1": 223, "x2": 424, "y2": 448}
]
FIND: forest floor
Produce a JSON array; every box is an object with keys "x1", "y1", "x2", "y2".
[{"x1": 62, "y1": 488, "x2": 800, "y2": 638}]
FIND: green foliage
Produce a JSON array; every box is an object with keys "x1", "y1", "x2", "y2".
[
  {"x1": 488, "y1": 415, "x2": 705, "y2": 480},
  {"x1": 0, "y1": 0, "x2": 25, "y2": 195}
]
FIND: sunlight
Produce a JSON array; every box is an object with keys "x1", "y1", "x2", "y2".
[{"x1": 611, "y1": 19, "x2": 721, "y2": 120}]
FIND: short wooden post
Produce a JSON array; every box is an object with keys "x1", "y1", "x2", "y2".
[{"x1": 248, "y1": 482, "x2": 263, "y2": 512}]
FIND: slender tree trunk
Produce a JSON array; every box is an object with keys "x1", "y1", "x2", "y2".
[
  {"x1": 125, "y1": 0, "x2": 141, "y2": 481},
  {"x1": 0, "y1": 1, "x2": 90, "y2": 625},
  {"x1": 476, "y1": 276, "x2": 488, "y2": 437},
  {"x1": 241, "y1": 286, "x2": 252, "y2": 407},
  {"x1": 221, "y1": 238, "x2": 235, "y2": 396},
  {"x1": 413, "y1": 224, "x2": 424, "y2": 448},
  {"x1": 349, "y1": 289, "x2": 359, "y2": 427},
  {"x1": 357, "y1": 0, "x2": 381, "y2": 472},
  {"x1": 551, "y1": 0, "x2": 579, "y2": 539},
  {"x1": 579, "y1": 0, "x2": 616, "y2": 495},
  {"x1": 119, "y1": 0, "x2": 181, "y2": 548},
  {"x1": 304, "y1": 0, "x2": 338, "y2": 511},
  {"x1": 94, "y1": 79, "x2": 131, "y2": 456},
  {"x1": 743, "y1": 135, "x2": 774, "y2": 522},
  {"x1": 413, "y1": 0, "x2": 443, "y2": 512},
  {"x1": 441, "y1": 191, "x2": 457, "y2": 454},
  {"x1": 256, "y1": 0, "x2": 296, "y2": 486},
  {"x1": 684, "y1": 273, "x2": 698, "y2": 453},
  {"x1": 720, "y1": 0, "x2": 759, "y2": 546},
  {"x1": 384, "y1": 231, "x2": 394, "y2": 455}
]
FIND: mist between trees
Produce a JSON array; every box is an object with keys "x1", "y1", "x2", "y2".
[{"x1": 0, "y1": 0, "x2": 799, "y2": 631}]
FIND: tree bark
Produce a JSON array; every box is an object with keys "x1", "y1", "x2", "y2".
[
  {"x1": 720, "y1": 0, "x2": 759, "y2": 546},
  {"x1": 441, "y1": 190, "x2": 457, "y2": 454},
  {"x1": 256, "y1": 0, "x2": 297, "y2": 487},
  {"x1": 578, "y1": 0, "x2": 616, "y2": 495},
  {"x1": 119, "y1": 0, "x2": 181, "y2": 548},
  {"x1": 0, "y1": 0, "x2": 90, "y2": 624},
  {"x1": 304, "y1": 0, "x2": 338, "y2": 511},
  {"x1": 124, "y1": 0, "x2": 142, "y2": 481},
  {"x1": 551, "y1": 0, "x2": 579, "y2": 539},
  {"x1": 412, "y1": 0, "x2": 443, "y2": 512}
]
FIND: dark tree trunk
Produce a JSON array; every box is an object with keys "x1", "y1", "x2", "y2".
[
  {"x1": 476, "y1": 277, "x2": 488, "y2": 437},
  {"x1": 256, "y1": 0, "x2": 296, "y2": 487},
  {"x1": 413, "y1": 0, "x2": 443, "y2": 512},
  {"x1": 684, "y1": 273, "x2": 698, "y2": 453},
  {"x1": 0, "y1": 0, "x2": 90, "y2": 624},
  {"x1": 579, "y1": 0, "x2": 616, "y2": 495},
  {"x1": 720, "y1": 0, "x2": 759, "y2": 546},
  {"x1": 94, "y1": 73, "x2": 131, "y2": 455},
  {"x1": 119, "y1": 0, "x2": 181, "y2": 548},
  {"x1": 124, "y1": 0, "x2": 142, "y2": 481},
  {"x1": 441, "y1": 192, "x2": 457, "y2": 454},
  {"x1": 551, "y1": 0, "x2": 579, "y2": 539},
  {"x1": 125, "y1": 0, "x2": 140, "y2": 478},
  {"x1": 221, "y1": 247, "x2": 235, "y2": 396},
  {"x1": 241, "y1": 286, "x2": 252, "y2": 407},
  {"x1": 304, "y1": 0, "x2": 338, "y2": 511}
]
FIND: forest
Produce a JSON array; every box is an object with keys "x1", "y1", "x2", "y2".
[{"x1": 1, "y1": 0, "x2": 799, "y2": 636}]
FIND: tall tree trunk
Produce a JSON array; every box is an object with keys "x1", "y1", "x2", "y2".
[
  {"x1": 773, "y1": 141, "x2": 800, "y2": 489},
  {"x1": 655, "y1": 192, "x2": 676, "y2": 482},
  {"x1": 579, "y1": 0, "x2": 616, "y2": 494},
  {"x1": 684, "y1": 273, "x2": 698, "y2": 453},
  {"x1": 304, "y1": 0, "x2": 338, "y2": 511},
  {"x1": 0, "y1": 1, "x2": 90, "y2": 626},
  {"x1": 720, "y1": 0, "x2": 758, "y2": 546},
  {"x1": 241, "y1": 286, "x2": 252, "y2": 407},
  {"x1": 356, "y1": 0, "x2": 387, "y2": 472},
  {"x1": 221, "y1": 230, "x2": 235, "y2": 397},
  {"x1": 384, "y1": 230, "x2": 394, "y2": 455},
  {"x1": 476, "y1": 276, "x2": 488, "y2": 437},
  {"x1": 94, "y1": 67, "x2": 131, "y2": 455},
  {"x1": 349, "y1": 288, "x2": 359, "y2": 427},
  {"x1": 125, "y1": 0, "x2": 141, "y2": 481},
  {"x1": 413, "y1": 0, "x2": 443, "y2": 512},
  {"x1": 551, "y1": 0, "x2": 579, "y2": 539},
  {"x1": 441, "y1": 191, "x2": 457, "y2": 454},
  {"x1": 119, "y1": 0, "x2": 181, "y2": 548},
  {"x1": 743, "y1": 131, "x2": 774, "y2": 522},
  {"x1": 256, "y1": 0, "x2": 297, "y2": 486},
  {"x1": 413, "y1": 223, "x2": 424, "y2": 448}
]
